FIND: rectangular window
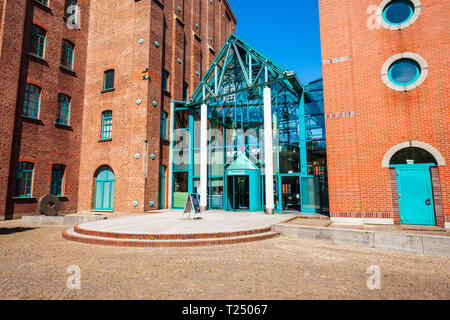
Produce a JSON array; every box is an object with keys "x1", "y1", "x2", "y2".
[
  {"x1": 183, "y1": 82, "x2": 189, "y2": 101},
  {"x1": 160, "y1": 112, "x2": 168, "y2": 140},
  {"x1": 162, "y1": 70, "x2": 169, "y2": 91},
  {"x1": 15, "y1": 162, "x2": 34, "y2": 197},
  {"x1": 61, "y1": 40, "x2": 74, "y2": 70},
  {"x1": 101, "y1": 111, "x2": 112, "y2": 139},
  {"x1": 30, "y1": 24, "x2": 46, "y2": 58},
  {"x1": 64, "y1": 0, "x2": 78, "y2": 22},
  {"x1": 104, "y1": 70, "x2": 115, "y2": 90},
  {"x1": 36, "y1": 0, "x2": 49, "y2": 6},
  {"x1": 50, "y1": 165, "x2": 65, "y2": 196},
  {"x1": 56, "y1": 94, "x2": 71, "y2": 125},
  {"x1": 23, "y1": 84, "x2": 41, "y2": 118}
]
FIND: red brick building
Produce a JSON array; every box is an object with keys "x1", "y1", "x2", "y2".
[
  {"x1": 0, "y1": 0, "x2": 236, "y2": 219},
  {"x1": 319, "y1": 0, "x2": 449, "y2": 227},
  {"x1": 0, "y1": 0, "x2": 90, "y2": 219}
]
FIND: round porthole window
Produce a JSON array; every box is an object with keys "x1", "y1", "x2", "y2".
[
  {"x1": 388, "y1": 59, "x2": 420, "y2": 86},
  {"x1": 381, "y1": 53, "x2": 428, "y2": 91},
  {"x1": 377, "y1": 0, "x2": 421, "y2": 30}
]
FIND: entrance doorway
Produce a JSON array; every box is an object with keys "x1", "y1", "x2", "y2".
[
  {"x1": 227, "y1": 176, "x2": 249, "y2": 210},
  {"x1": 389, "y1": 147, "x2": 439, "y2": 226},
  {"x1": 280, "y1": 176, "x2": 301, "y2": 211},
  {"x1": 394, "y1": 164, "x2": 435, "y2": 225},
  {"x1": 224, "y1": 153, "x2": 261, "y2": 212},
  {"x1": 94, "y1": 166, "x2": 115, "y2": 211}
]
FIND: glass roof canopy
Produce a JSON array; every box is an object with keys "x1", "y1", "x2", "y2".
[{"x1": 187, "y1": 33, "x2": 304, "y2": 107}]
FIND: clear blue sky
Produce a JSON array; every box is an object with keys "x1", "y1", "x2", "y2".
[{"x1": 227, "y1": 0, "x2": 323, "y2": 84}]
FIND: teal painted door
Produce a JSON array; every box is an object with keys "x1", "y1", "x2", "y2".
[
  {"x1": 394, "y1": 164, "x2": 435, "y2": 225},
  {"x1": 94, "y1": 166, "x2": 115, "y2": 211}
]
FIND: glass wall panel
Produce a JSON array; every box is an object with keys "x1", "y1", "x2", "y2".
[
  {"x1": 301, "y1": 177, "x2": 321, "y2": 211},
  {"x1": 175, "y1": 109, "x2": 189, "y2": 129},
  {"x1": 173, "y1": 172, "x2": 188, "y2": 208},
  {"x1": 279, "y1": 143, "x2": 300, "y2": 174},
  {"x1": 210, "y1": 178, "x2": 223, "y2": 209},
  {"x1": 210, "y1": 149, "x2": 224, "y2": 176},
  {"x1": 173, "y1": 150, "x2": 188, "y2": 171}
]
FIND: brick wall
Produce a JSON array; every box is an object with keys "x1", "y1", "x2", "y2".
[
  {"x1": 0, "y1": 0, "x2": 28, "y2": 219},
  {"x1": 0, "y1": 0, "x2": 90, "y2": 219},
  {"x1": 319, "y1": 0, "x2": 449, "y2": 223},
  {"x1": 77, "y1": 0, "x2": 236, "y2": 213}
]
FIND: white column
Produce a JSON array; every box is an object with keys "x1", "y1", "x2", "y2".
[
  {"x1": 167, "y1": 101, "x2": 175, "y2": 209},
  {"x1": 263, "y1": 86, "x2": 274, "y2": 214},
  {"x1": 200, "y1": 103, "x2": 208, "y2": 210}
]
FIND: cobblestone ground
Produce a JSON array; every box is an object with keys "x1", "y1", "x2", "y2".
[{"x1": 0, "y1": 219, "x2": 449, "y2": 300}]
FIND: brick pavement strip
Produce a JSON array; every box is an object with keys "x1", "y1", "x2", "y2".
[{"x1": 0, "y1": 219, "x2": 449, "y2": 300}]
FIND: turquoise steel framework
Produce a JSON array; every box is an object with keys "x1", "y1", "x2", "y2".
[{"x1": 170, "y1": 34, "x2": 328, "y2": 214}]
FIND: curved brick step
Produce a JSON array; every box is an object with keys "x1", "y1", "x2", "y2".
[
  {"x1": 62, "y1": 227, "x2": 280, "y2": 248},
  {"x1": 73, "y1": 223, "x2": 272, "y2": 240}
]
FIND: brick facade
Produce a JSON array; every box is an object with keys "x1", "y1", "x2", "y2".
[
  {"x1": 0, "y1": 0, "x2": 90, "y2": 219},
  {"x1": 77, "y1": 0, "x2": 235, "y2": 214},
  {"x1": 0, "y1": 0, "x2": 236, "y2": 219},
  {"x1": 319, "y1": 0, "x2": 449, "y2": 225}
]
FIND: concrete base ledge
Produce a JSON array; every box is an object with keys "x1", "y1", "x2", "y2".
[
  {"x1": 22, "y1": 215, "x2": 107, "y2": 226},
  {"x1": 272, "y1": 224, "x2": 450, "y2": 257}
]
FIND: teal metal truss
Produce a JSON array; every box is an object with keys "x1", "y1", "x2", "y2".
[
  {"x1": 188, "y1": 33, "x2": 303, "y2": 107},
  {"x1": 171, "y1": 34, "x2": 328, "y2": 214}
]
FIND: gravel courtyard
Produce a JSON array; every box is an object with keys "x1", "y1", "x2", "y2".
[{"x1": 0, "y1": 219, "x2": 449, "y2": 300}]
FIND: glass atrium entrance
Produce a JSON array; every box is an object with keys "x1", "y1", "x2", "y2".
[{"x1": 169, "y1": 34, "x2": 328, "y2": 214}]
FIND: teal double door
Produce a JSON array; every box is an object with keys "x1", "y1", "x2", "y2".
[
  {"x1": 225, "y1": 169, "x2": 261, "y2": 212},
  {"x1": 393, "y1": 164, "x2": 435, "y2": 225}
]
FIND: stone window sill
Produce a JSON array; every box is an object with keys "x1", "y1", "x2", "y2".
[{"x1": 101, "y1": 88, "x2": 115, "y2": 94}]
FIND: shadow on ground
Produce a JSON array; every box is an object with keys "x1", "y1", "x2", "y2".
[{"x1": 0, "y1": 227, "x2": 36, "y2": 235}]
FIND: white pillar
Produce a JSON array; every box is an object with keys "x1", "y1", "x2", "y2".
[
  {"x1": 167, "y1": 101, "x2": 175, "y2": 209},
  {"x1": 200, "y1": 103, "x2": 208, "y2": 210},
  {"x1": 263, "y1": 86, "x2": 274, "y2": 214}
]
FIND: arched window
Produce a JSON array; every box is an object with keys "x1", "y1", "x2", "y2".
[
  {"x1": 23, "y1": 84, "x2": 41, "y2": 118},
  {"x1": 390, "y1": 147, "x2": 437, "y2": 165},
  {"x1": 94, "y1": 166, "x2": 115, "y2": 211},
  {"x1": 101, "y1": 111, "x2": 112, "y2": 139}
]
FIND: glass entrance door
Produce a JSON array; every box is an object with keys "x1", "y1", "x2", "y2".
[
  {"x1": 280, "y1": 176, "x2": 301, "y2": 212},
  {"x1": 227, "y1": 175, "x2": 250, "y2": 210}
]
